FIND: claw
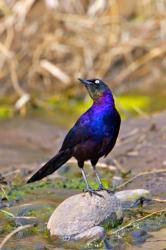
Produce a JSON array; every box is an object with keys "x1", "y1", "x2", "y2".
[
  {"x1": 83, "y1": 188, "x2": 103, "y2": 197},
  {"x1": 97, "y1": 184, "x2": 105, "y2": 191},
  {"x1": 97, "y1": 184, "x2": 114, "y2": 194},
  {"x1": 106, "y1": 188, "x2": 115, "y2": 194}
]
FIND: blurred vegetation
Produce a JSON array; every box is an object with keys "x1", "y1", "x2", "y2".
[{"x1": 0, "y1": 0, "x2": 166, "y2": 117}]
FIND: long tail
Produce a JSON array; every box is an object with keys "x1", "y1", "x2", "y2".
[{"x1": 27, "y1": 150, "x2": 72, "y2": 183}]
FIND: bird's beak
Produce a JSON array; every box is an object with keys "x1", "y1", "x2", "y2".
[{"x1": 78, "y1": 78, "x2": 92, "y2": 85}]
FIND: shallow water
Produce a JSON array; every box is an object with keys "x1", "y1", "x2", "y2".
[{"x1": 1, "y1": 163, "x2": 166, "y2": 250}]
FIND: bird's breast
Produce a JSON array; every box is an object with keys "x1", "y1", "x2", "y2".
[
  {"x1": 73, "y1": 104, "x2": 120, "y2": 162},
  {"x1": 90, "y1": 107, "x2": 114, "y2": 134}
]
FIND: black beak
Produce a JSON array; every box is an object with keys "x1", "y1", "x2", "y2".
[{"x1": 78, "y1": 78, "x2": 92, "y2": 85}]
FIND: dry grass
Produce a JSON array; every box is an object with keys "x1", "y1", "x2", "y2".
[{"x1": 0, "y1": 0, "x2": 166, "y2": 110}]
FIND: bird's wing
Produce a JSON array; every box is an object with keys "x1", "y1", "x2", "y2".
[
  {"x1": 59, "y1": 114, "x2": 91, "y2": 151},
  {"x1": 101, "y1": 111, "x2": 121, "y2": 157}
]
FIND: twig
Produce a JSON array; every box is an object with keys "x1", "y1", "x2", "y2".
[
  {"x1": 0, "y1": 43, "x2": 13, "y2": 59},
  {"x1": 68, "y1": 158, "x2": 116, "y2": 172},
  {"x1": 152, "y1": 198, "x2": 166, "y2": 203},
  {"x1": 8, "y1": 59, "x2": 25, "y2": 96},
  {"x1": 0, "y1": 210, "x2": 15, "y2": 218},
  {"x1": 115, "y1": 45, "x2": 166, "y2": 83},
  {"x1": 110, "y1": 209, "x2": 166, "y2": 236},
  {"x1": 0, "y1": 185, "x2": 9, "y2": 201},
  {"x1": 110, "y1": 157, "x2": 127, "y2": 175},
  {"x1": 132, "y1": 106, "x2": 149, "y2": 118},
  {"x1": 116, "y1": 169, "x2": 166, "y2": 190},
  {"x1": 40, "y1": 60, "x2": 70, "y2": 85},
  {"x1": 0, "y1": 224, "x2": 34, "y2": 249}
]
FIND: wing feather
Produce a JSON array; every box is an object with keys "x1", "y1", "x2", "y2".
[{"x1": 59, "y1": 115, "x2": 91, "y2": 151}]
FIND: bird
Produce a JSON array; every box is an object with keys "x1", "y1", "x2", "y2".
[{"x1": 27, "y1": 78, "x2": 121, "y2": 195}]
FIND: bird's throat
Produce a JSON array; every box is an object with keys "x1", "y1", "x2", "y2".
[{"x1": 94, "y1": 91, "x2": 115, "y2": 108}]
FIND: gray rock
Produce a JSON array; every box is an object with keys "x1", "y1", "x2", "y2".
[
  {"x1": 71, "y1": 226, "x2": 106, "y2": 242},
  {"x1": 47, "y1": 191, "x2": 123, "y2": 241},
  {"x1": 16, "y1": 203, "x2": 49, "y2": 216},
  {"x1": 47, "y1": 189, "x2": 152, "y2": 242},
  {"x1": 14, "y1": 216, "x2": 40, "y2": 226},
  {"x1": 115, "y1": 189, "x2": 152, "y2": 208}
]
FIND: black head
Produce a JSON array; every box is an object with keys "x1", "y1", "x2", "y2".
[{"x1": 78, "y1": 78, "x2": 111, "y2": 101}]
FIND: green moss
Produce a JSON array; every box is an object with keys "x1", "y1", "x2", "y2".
[
  {"x1": 1, "y1": 92, "x2": 166, "y2": 127},
  {"x1": 0, "y1": 106, "x2": 13, "y2": 119},
  {"x1": 0, "y1": 178, "x2": 87, "y2": 203},
  {"x1": 48, "y1": 94, "x2": 151, "y2": 123},
  {"x1": 2, "y1": 220, "x2": 14, "y2": 233},
  {"x1": 42, "y1": 229, "x2": 51, "y2": 240},
  {"x1": 110, "y1": 210, "x2": 166, "y2": 242},
  {"x1": 42, "y1": 93, "x2": 166, "y2": 126},
  {"x1": 28, "y1": 225, "x2": 39, "y2": 235},
  {"x1": 116, "y1": 95, "x2": 150, "y2": 119},
  {"x1": 117, "y1": 95, "x2": 150, "y2": 110},
  {"x1": 28, "y1": 206, "x2": 54, "y2": 221},
  {"x1": 0, "y1": 209, "x2": 15, "y2": 218},
  {"x1": 103, "y1": 214, "x2": 123, "y2": 231},
  {"x1": 0, "y1": 176, "x2": 112, "y2": 207},
  {"x1": 46, "y1": 96, "x2": 92, "y2": 127}
]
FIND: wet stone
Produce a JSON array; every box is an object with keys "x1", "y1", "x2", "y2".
[
  {"x1": 115, "y1": 189, "x2": 152, "y2": 209},
  {"x1": 35, "y1": 243, "x2": 49, "y2": 250},
  {"x1": 47, "y1": 191, "x2": 123, "y2": 241},
  {"x1": 16, "y1": 203, "x2": 49, "y2": 217},
  {"x1": 14, "y1": 216, "x2": 40, "y2": 226},
  {"x1": 71, "y1": 226, "x2": 106, "y2": 242},
  {"x1": 131, "y1": 229, "x2": 149, "y2": 244}
]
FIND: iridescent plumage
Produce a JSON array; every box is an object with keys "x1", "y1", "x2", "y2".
[{"x1": 28, "y1": 79, "x2": 121, "y2": 194}]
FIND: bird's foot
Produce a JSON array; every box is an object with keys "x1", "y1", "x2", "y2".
[
  {"x1": 97, "y1": 184, "x2": 115, "y2": 194},
  {"x1": 83, "y1": 187, "x2": 103, "y2": 197}
]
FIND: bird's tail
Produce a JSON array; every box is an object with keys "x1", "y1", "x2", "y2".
[{"x1": 27, "y1": 150, "x2": 72, "y2": 183}]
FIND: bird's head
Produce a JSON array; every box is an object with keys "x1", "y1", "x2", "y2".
[{"x1": 78, "y1": 78, "x2": 112, "y2": 102}]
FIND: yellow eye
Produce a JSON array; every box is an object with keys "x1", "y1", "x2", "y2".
[{"x1": 95, "y1": 80, "x2": 100, "y2": 84}]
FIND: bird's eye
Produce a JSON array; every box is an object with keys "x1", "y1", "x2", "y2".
[{"x1": 95, "y1": 80, "x2": 100, "y2": 84}]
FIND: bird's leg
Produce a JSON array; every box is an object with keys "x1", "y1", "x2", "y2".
[
  {"x1": 80, "y1": 168, "x2": 102, "y2": 197},
  {"x1": 92, "y1": 165, "x2": 105, "y2": 190},
  {"x1": 92, "y1": 165, "x2": 114, "y2": 193},
  {"x1": 81, "y1": 168, "x2": 91, "y2": 189}
]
